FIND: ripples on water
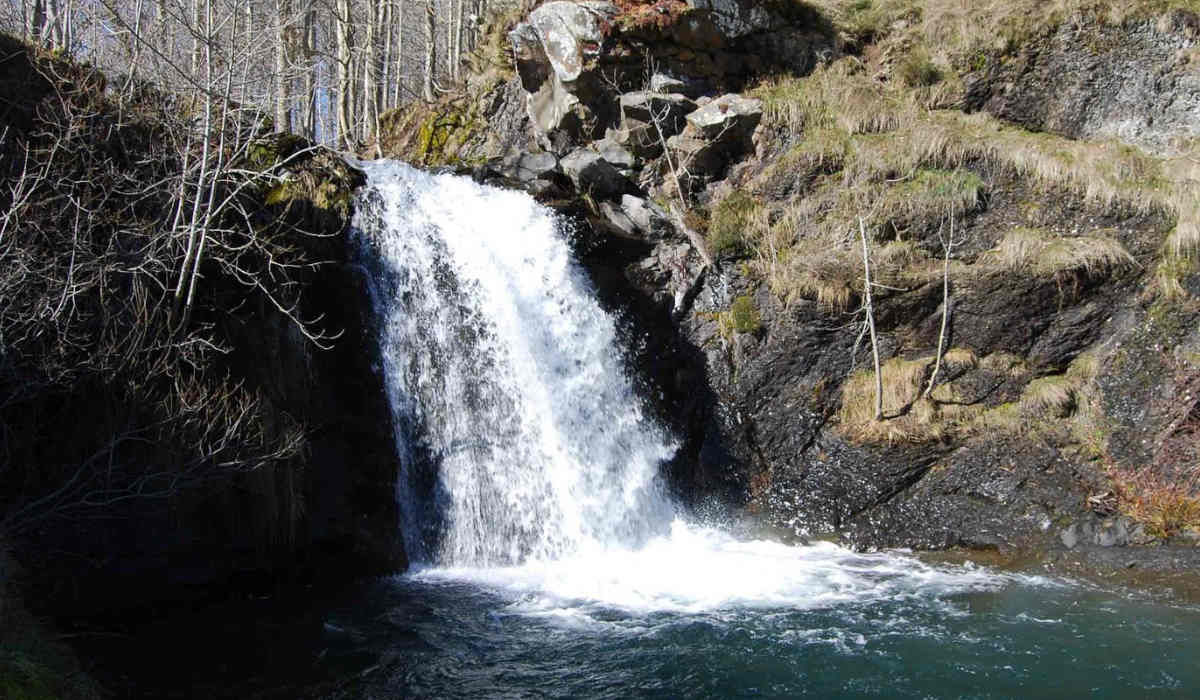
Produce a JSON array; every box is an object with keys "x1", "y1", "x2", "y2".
[{"x1": 304, "y1": 522, "x2": 1200, "y2": 699}]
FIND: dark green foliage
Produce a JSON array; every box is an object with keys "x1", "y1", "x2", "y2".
[
  {"x1": 729, "y1": 296, "x2": 762, "y2": 334},
  {"x1": 898, "y1": 46, "x2": 942, "y2": 87},
  {"x1": 707, "y1": 191, "x2": 762, "y2": 259}
]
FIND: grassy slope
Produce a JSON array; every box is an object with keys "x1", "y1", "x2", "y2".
[{"x1": 698, "y1": 0, "x2": 1200, "y2": 536}]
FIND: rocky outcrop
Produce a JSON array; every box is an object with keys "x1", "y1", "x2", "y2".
[
  {"x1": 668, "y1": 93, "x2": 761, "y2": 190},
  {"x1": 510, "y1": 1, "x2": 620, "y2": 144},
  {"x1": 965, "y1": 10, "x2": 1200, "y2": 156},
  {"x1": 507, "y1": 0, "x2": 835, "y2": 151},
  {"x1": 403, "y1": 1, "x2": 1200, "y2": 569}
]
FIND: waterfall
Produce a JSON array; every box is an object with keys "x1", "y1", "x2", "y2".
[{"x1": 352, "y1": 160, "x2": 677, "y2": 568}]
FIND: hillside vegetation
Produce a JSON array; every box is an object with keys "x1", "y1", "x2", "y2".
[{"x1": 686, "y1": 0, "x2": 1200, "y2": 541}]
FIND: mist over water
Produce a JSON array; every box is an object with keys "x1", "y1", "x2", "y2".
[{"x1": 342, "y1": 162, "x2": 1200, "y2": 698}]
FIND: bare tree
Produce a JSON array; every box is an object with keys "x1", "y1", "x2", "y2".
[
  {"x1": 422, "y1": 0, "x2": 435, "y2": 101},
  {"x1": 924, "y1": 208, "x2": 965, "y2": 399},
  {"x1": 859, "y1": 217, "x2": 883, "y2": 421}
]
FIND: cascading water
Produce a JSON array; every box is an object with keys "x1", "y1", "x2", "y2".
[
  {"x1": 353, "y1": 160, "x2": 676, "y2": 567},
  {"x1": 309, "y1": 161, "x2": 1200, "y2": 698},
  {"x1": 349, "y1": 159, "x2": 1031, "y2": 607}
]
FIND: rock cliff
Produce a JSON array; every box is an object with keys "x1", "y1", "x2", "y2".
[{"x1": 380, "y1": 0, "x2": 1200, "y2": 569}]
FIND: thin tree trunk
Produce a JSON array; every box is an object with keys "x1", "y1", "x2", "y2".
[
  {"x1": 859, "y1": 217, "x2": 883, "y2": 422},
  {"x1": 175, "y1": 0, "x2": 213, "y2": 318},
  {"x1": 362, "y1": 0, "x2": 378, "y2": 143},
  {"x1": 924, "y1": 215, "x2": 954, "y2": 399},
  {"x1": 190, "y1": 0, "x2": 202, "y2": 75},
  {"x1": 393, "y1": 0, "x2": 405, "y2": 108},
  {"x1": 380, "y1": 0, "x2": 393, "y2": 111},
  {"x1": 335, "y1": 0, "x2": 353, "y2": 148},
  {"x1": 185, "y1": 2, "x2": 236, "y2": 328},
  {"x1": 301, "y1": 5, "x2": 316, "y2": 140},
  {"x1": 275, "y1": 0, "x2": 293, "y2": 133},
  {"x1": 28, "y1": 0, "x2": 46, "y2": 44},
  {"x1": 422, "y1": 0, "x2": 435, "y2": 102},
  {"x1": 125, "y1": 0, "x2": 144, "y2": 92}
]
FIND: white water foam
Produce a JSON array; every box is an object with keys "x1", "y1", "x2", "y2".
[{"x1": 410, "y1": 519, "x2": 1053, "y2": 617}]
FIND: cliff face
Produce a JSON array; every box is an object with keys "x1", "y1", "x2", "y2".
[
  {"x1": 0, "y1": 36, "x2": 403, "y2": 615},
  {"x1": 388, "y1": 0, "x2": 1200, "y2": 565}
]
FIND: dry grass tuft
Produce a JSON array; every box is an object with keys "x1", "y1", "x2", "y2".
[
  {"x1": 840, "y1": 357, "x2": 929, "y2": 427},
  {"x1": 1153, "y1": 252, "x2": 1198, "y2": 300},
  {"x1": 836, "y1": 347, "x2": 1107, "y2": 444},
  {"x1": 747, "y1": 51, "x2": 1167, "y2": 306},
  {"x1": 1111, "y1": 465, "x2": 1200, "y2": 539},
  {"x1": 802, "y1": 0, "x2": 1198, "y2": 71},
  {"x1": 707, "y1": 191, "x2": 768, "y2": 258},
  {"x1": 979, "y1": 351, "x2": 1030, "y2": 376},
  {"x1": 943, "y1": 347, "x2": 979, "y2": 370},
  {"x1": 838, "y1": 355, "x2": 985, "y2": 442},
  {"x1": 983, "y1": 227, "x2": 1136, "y2": 278},
  {"x1": 1020, "y1": 375, "x2": 1077, "y2": 417},
  {"x1": 970, "y1": 401, "x2": 1024, "y2": 434}
]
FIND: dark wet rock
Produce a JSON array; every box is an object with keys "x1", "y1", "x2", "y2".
[
  {"x1": 1096, "y1": 303, "x2": 1200, "y2": 471},
  {"x1": 1061, "y1": 516, "x2": 1144, "y2": 549}
]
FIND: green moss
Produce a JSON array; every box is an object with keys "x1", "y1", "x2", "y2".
[
  {"x1": 246, "y1": 133, "x2": 308, "y2": 172},
  {"x1": 897, "y1": 45, "x2": 942, "y2": 87},
  {"x1": 707, "y1": 191, "x2": 764, "y2": 259},
  {"x1": 727, "y1": 295, "x2": 763, "y2": 335},
  {"x1": 264, "y1": 184, "x2": 293, "y2": 206}
]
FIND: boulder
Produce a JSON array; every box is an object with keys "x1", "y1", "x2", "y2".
[
  {"x1": 606, "y1": 121, "x2": 664, "y2": 159},
  {"x1": 560, "y1": 148, "x2": 631, "y2": 198},
  {"x1": 595, "y1": 195, "x2": 672, "y2": 241},
  {"x1": 598, "y1": 200, "x2": 639, "y2": 238},
  {"x1": 619, "y1": 91, "x2": 697, "y2": 137},
  {"x1": 595, "y1": 139, "x2": 637, "y2": 172},
  {"x1": 685, "y1": 0, "x2": 784, "y2": 41},
  {"x1": 509, "y1": 1, "x2": 619, "y2": 144},
  {"x1": 650, "y1": 73, "x2": 687, "y2": 95},
  {"x1": 621, "y1": 195, "x2": 671, "y2": 239},
  {"x1": 664, "y1": 93, "x2": 762, "y2": 189},
  {"x1": 685, "y1": 93, "x2": 762, "y2": 139},
  {"x1": 505, "y1": 150, "x2": 559, "y2": 182},
  {"x1": 671, "y1": 0, "x2": 785, "y2": 49}
]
